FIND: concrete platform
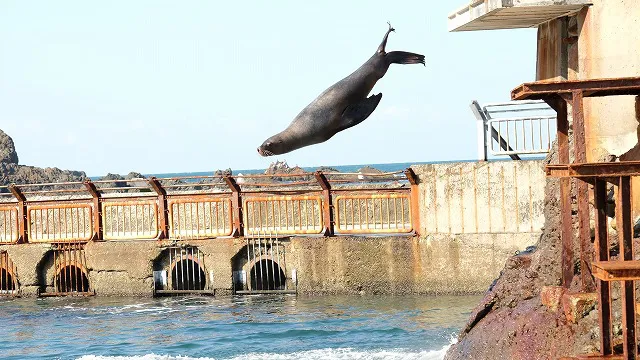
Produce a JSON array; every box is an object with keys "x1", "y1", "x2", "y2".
[{"x1": 448, "y1": 0, "x2": 592, "y2": 32}]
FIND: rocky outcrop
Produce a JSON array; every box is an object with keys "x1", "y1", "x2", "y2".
[
  {"x1": 444, "y1": 145, "x2": 600, "y2": 360},
  {"x1": 214, "y1": 168, "x2": 232, "y2": 177},
  {"x1": 0, "y1": 130, "x2": 86, "y2": 191},
  {"x1": 0, "y1": 130, "x2": 18, "y2": 164},
  {"x1": 0, "y1": 163, "x2": 87, "y2": 188}
]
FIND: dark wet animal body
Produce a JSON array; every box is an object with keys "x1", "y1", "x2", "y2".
[{"x1": 258, "y1": 24, "x2": 425, "y2": 157}]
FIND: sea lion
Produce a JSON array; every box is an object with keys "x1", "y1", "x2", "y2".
[{"x1": 257, "y1": 23, "x2": 425, "y2": 157}]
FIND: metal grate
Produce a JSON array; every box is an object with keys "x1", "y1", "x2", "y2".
[
  {"x1": 154, "y1": 246, "x2": 210, "y2": 295},
  {"x1": 236, "y1": 232, "x2": 291, "y2": 294},
  {"x1": 244, "y1": 196, "x2": 323, "y2": 235},
  {"x1": 168, "y1": 198, "x2": 232, "y2": 239},
  {"x1": 103, "y1": 201, "x2": 158, "y2": 240},
  {"x1": 42, "y1": 243, "x2": 93, "y2": 296},
  {"x1": 0, "y1": 206, "x2": 19, "y2": 244},
  {"x1": 0, "y1": 251, "x2": 19, "y2": 296},
  {"x1": 27, "y1": 204, "x2": 93, "y2": 242},
  {"x1": 334, "y1": 194, "x2": 413, "y2": 233}
]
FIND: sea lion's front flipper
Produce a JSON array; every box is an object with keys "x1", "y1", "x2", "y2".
[{"x1": 337, "y1": 93, "x2": 383, "y2": 133}]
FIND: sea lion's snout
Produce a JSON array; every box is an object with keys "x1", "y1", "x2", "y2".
[
  {"x1": 257, "y1": 147, "x2": 271, "y2": 157},
  {"x1": 257, "y1": 137, "x2": 283, "y2": 157}
]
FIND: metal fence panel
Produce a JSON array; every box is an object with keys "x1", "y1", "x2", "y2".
[
  {"x1": 0, "y1": 206, "x2": 18, "y2": 244},
  {"x1": 168, "y1": 197, "x2": 232, "y2": 239},
  {"x1": 103, "y1": 200, "x2": 158, "y2": 240},
  {"x1": 488, "y1": 116, "x2": 556, "y2": 156},
  {"x1": 0, "y1": 251, "x2": 18, "y2": 296},
  {"x1": 27, "y1": 203, "x2": 93, "y2": 243},
  {"x1": 334, "y1": 193, "x2": 413, "y2": 234},
  {"x1": 243, "y1": 195, "x2": 324, "y2": 235}
]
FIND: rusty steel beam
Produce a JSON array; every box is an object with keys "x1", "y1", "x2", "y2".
[
  {"x1": 314, "y1": 171, "x2": 334, "y2": 236},
  {"x1": 547, "y1": 161, "x2": 640, "y2": 179},
  {"x1": 616, "y1": 176, "x2": 636, "y2": 360},
  {"x1": 571, "y1": 90, "x2": 594, "y2": 292},
  {"x1": 403, "y1": 168, "x2": 421, "y2": 235},
  {"x1": 147, "y1": 177, "x2": 168, "y2": 239},
  {"x1": 512, "y1": 77, "x2": 640, "y2": 101},
  {"x1": 8, "y1": 184, "x2": 27, "y2": 244},
  {"x1": 224, "y1": 176, "x2": 243, "y2": 237},
  {"x1": 594, "y1": 179, "x2": 613, "y2": 356},
  {"x1": 83, "y1": 181, "x2": 102, "y2": 241},
  {"x1": 553, "y1": 97, "x2": 574, "y2": 289}
]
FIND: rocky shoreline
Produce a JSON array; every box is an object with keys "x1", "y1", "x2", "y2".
[{"x1": 444, "y1": 145, "x2": 607, "y2": 359}]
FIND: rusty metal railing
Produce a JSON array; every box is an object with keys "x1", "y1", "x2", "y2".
[
  {"x1": 0, "y1": 205, "x2": 19, "y2": 244},
  {"x1": 0, "y1": 251, "x2": 18, "y2": 296},
  {"x1": 334, "y1": 193, "x2": 412, "y2": 234},
  {"x1": 27, "y1": 203, "x2": 93, "y2": 243},
  {"x1": 102, "y1": 200, "x2": 158, "y2": 240},
  {"x1": 244, "y1": 195, "x2": 324, "y2": 235},
  {"x1": 0, "y1": 168, "x2": 420, "y2": 242},
  {"x1": 168, "y1": 197, "x2": 232, "y2": 239}
]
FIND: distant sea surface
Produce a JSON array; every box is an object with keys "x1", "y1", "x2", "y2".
[
  {"x1": 144, "y1": 159, "x2": 520, "y2": 179},
  {"x1": 0, "y1": 295, "x2": 480, "y2": 360}
]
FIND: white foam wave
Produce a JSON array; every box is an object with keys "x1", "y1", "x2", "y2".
[{"x1": 76, "y1": 345, "x2": 451, "y2": 360}]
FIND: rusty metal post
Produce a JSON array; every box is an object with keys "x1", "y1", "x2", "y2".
[
  {"x1": 403, "y1": 168, "x2": 421, "y2": 236},
  {"x1": 8, "y1": 185, "x2": 27, "y2": 244},
  {"x1": 616, "y1": 176, "x2": 636, "y2": 360},
  {"x1": 83, "y1": 180, "x2": 102, "y2": 241},
  {"x1": 594, "y1": 179, "x2": 613, "y2": 355},
  {"x1": 570, "y1": 90, "x2": 594, "y2": 292},
  {"x1": 549, "y1": 96, "x2": 574, "y2": 288},
  {"x1": 314, "y1": 171, "x2": 334, "y2": 236},
  {"x1": 148, "y1": 177, "x2": 168, "y2": 239},
  {"x1": 224, "y1": 176, "x2": 243, "y2": 237}
]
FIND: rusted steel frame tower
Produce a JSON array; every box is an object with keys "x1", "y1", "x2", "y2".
[{"x1": 513, "y1": 76, "x2": 640, "y2": 360}]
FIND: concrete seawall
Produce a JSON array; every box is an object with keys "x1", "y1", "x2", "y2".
[{"x1": 0, "y1": 160, "x2": 547, "y2": 297}]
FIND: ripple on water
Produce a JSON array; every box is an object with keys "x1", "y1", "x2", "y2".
[{"x1": 1, "y1": 295, "x2": 479, "y2": 360}]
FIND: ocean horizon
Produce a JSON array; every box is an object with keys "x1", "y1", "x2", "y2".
[{"x1": 91, "y1": 158, "x2": 543, "y2": 179}]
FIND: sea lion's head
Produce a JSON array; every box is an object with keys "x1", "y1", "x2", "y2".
[{"x1": 257, "y1": 136, "x2": 286, "y2": 157}]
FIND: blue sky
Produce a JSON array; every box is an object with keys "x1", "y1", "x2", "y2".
[{"x1": 0, "y1": 1, "x2": 537, "y2": 176}]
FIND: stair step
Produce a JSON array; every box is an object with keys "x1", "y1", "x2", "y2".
[{"x1": 592, "y1": 260, "x2": 640, "y2": 281}]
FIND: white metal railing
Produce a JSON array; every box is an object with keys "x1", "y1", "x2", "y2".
[{"x1": 471, "y1": 100, "x2": 557, "y2": 160}]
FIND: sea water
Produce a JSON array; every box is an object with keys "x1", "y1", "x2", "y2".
[{"x1": 0, "y1": 294, "x2": 480, "y2": 360}]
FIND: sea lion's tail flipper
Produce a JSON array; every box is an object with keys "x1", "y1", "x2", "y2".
[
  {"x1": 337, "y1": 93, "x2": 383, "y2": 133},
  {"x1": 386, "y1": 51, "x2": 426, "y2": 66},
  {"x1": 377, "y1": 22, "x2": 395, "y2": 54}
]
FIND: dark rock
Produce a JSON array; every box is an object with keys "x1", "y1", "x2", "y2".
[
  {"x1": 445, "y1": 142, "x2": 599, "y2": 359},
  {"x1": 0, "y1": 129, "x2": 18, "y2": 164},
  {"x1": 100, "y1": 173, "x2": 127, "y2": 187},
  {"x1": 357, "y1": 166, "x2": 383, "y2": 174},
  {"x1": 214, "y1": 168, "x2": 232, "y2": 176},
  {"x1": 316, "y1": 166, "x2": 339, "y2": 173},
  {"x1": 264, "y1": 160, "x2": 311, "y2": 182},
  {"x1": 0, "y1": 163, "x2": 87, "y2": 188},
  {"x1": 265, "y1": 160, "x2": 291, "y2": 175},
  {"x1": 125, "y1": 172, "x2": 145, "y2": 180}
]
